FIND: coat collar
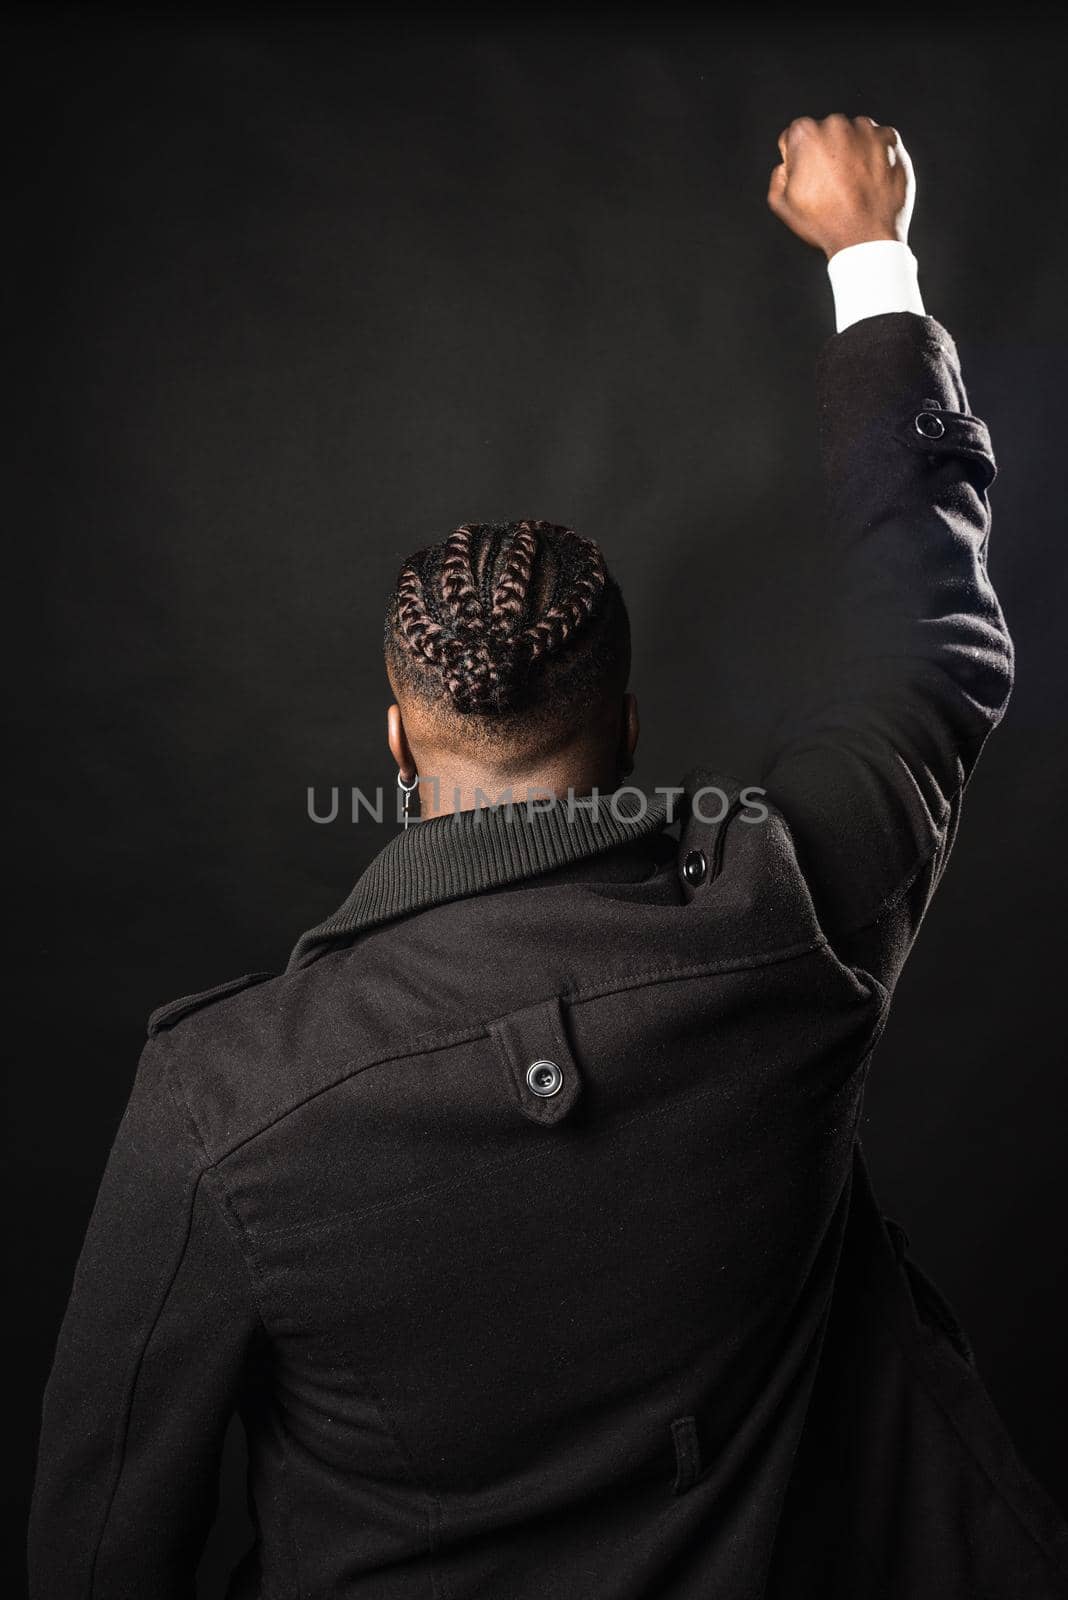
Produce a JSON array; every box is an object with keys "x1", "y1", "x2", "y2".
[{"x1": 287, "y1": 787, "x2": 672, "y2": 971}]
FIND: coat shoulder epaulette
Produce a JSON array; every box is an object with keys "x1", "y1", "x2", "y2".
[{"x1": 147, "y1": 971, "x2": 276, "y2": 1039}]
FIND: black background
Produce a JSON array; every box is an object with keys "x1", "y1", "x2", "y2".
[{"x1": 6, "y1": 4, "x2": 1067, "y2": 1590}]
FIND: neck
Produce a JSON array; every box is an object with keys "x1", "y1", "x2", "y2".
[{"x1": 411, "y1": 752, "x2": 629, "y2": 820}]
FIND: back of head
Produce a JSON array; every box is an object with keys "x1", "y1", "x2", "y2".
[{"x1": 384, "y1": 520, "x2": 630, "y2": 761}]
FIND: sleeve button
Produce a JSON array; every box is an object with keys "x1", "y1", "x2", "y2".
[
  {"x1": 682, "y1": 849, "x2": 707, "y2": 887},
  {"x1": 914, "y1": 411, "x2": 946, "y2": 439}
]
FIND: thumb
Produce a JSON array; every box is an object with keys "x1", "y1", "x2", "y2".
[{"x1": 766, "y1": 161, "x2": 789, "y2": 217}]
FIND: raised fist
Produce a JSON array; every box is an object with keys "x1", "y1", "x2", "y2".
[{"x1": 767, "y1": 114, "x2": 915, "y2": 259}]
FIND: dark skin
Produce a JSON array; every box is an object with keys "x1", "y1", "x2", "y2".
[
  {"x1": 386, "y1": 680, "x2": 641, "y2": 819},
  {"x1": 388, "y1": 113, "x2": 915, "y2": 818}
]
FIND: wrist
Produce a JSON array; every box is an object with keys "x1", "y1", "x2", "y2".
[
  {"x1": 824, "y1": 227, "x2": 907, "y2": 262},
  {"x1": 826, "y1": 239, "x2": 925, "y2": 333}
]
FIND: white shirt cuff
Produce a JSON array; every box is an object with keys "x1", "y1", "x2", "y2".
[{"x1": 826, "y1": 240, "x2": 925, "y2": 333}]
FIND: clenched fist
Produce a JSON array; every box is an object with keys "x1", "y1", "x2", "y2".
[{"x1": 767, "y1": 114, "x2": 915, "y2": 259}]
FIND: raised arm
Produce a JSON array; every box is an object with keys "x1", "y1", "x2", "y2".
[{"x1": 761, "y1": 115, "x2": 1013, "y2": 988}]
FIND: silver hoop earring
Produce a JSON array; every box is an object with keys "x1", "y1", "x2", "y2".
[{"x1": 397, "y1": 770, "x2": 419, "y2": 829}]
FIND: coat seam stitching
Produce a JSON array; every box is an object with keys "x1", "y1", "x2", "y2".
[
  {"x1": 245, "y1": 1035, "x2": 871, "y2": 1246},
  {"x1": 311, "y1": 1325, "x2": 448, "y2": 1598},
  {"x1": 85, "y1": 1166, "x2": 203, "y2": 1600},
  {"x1": 205, "y1": 937, "x2": 829, "y2": 1166},
  {"x1": 159, "y1": 1062, "x2": 306, "y2": 1594}
]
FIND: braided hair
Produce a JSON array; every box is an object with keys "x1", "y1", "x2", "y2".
[{"x1": 384, "y1": 520, "x2": 629, "y2": 734}]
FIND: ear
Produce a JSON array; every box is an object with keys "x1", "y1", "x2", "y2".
[
  {"x1": 387, "y1": 704, "x2": 417, "y2": 784},
  {"x1": 619, "y1": 691, "x2": 640, "y2": 776}
]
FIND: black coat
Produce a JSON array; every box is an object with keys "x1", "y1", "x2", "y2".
[{"x1": 29, "y1": 313, "x2": 1068, "y2": 1599}]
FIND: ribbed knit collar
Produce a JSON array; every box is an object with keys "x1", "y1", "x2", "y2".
[{"x1": 287, "y1": 787, "x2": 671, "y2": 970}]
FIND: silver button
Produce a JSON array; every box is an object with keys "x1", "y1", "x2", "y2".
[
  {"x1": 526, "y1": 1059, "x2": 563, "y2": 1097},
  {"x1": 914, "y1": 411, "x2": 946, "y2": 439}
]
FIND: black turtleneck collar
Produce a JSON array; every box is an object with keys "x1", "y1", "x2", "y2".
[{"x1": 287, "y1": 787, "x2": 672, "y2": 971}]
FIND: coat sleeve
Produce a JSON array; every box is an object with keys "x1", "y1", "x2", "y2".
[
  {"x1": 28, "y1": 1037, "x2": 261, "y2": 1599},
  {"x1": 759, "y1": 311, "x2": 1013, "y2": 989}
]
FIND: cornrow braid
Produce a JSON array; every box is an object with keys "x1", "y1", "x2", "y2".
[
  {"x1": 512, "y1": 525, "x2": 607, "y2": 671},
  {"x1": 387, "y1": 519, "x2": 619, "y2": 718},
  {"x1": 488, "y1": 521, "x2": 539, "y2": 639}
]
